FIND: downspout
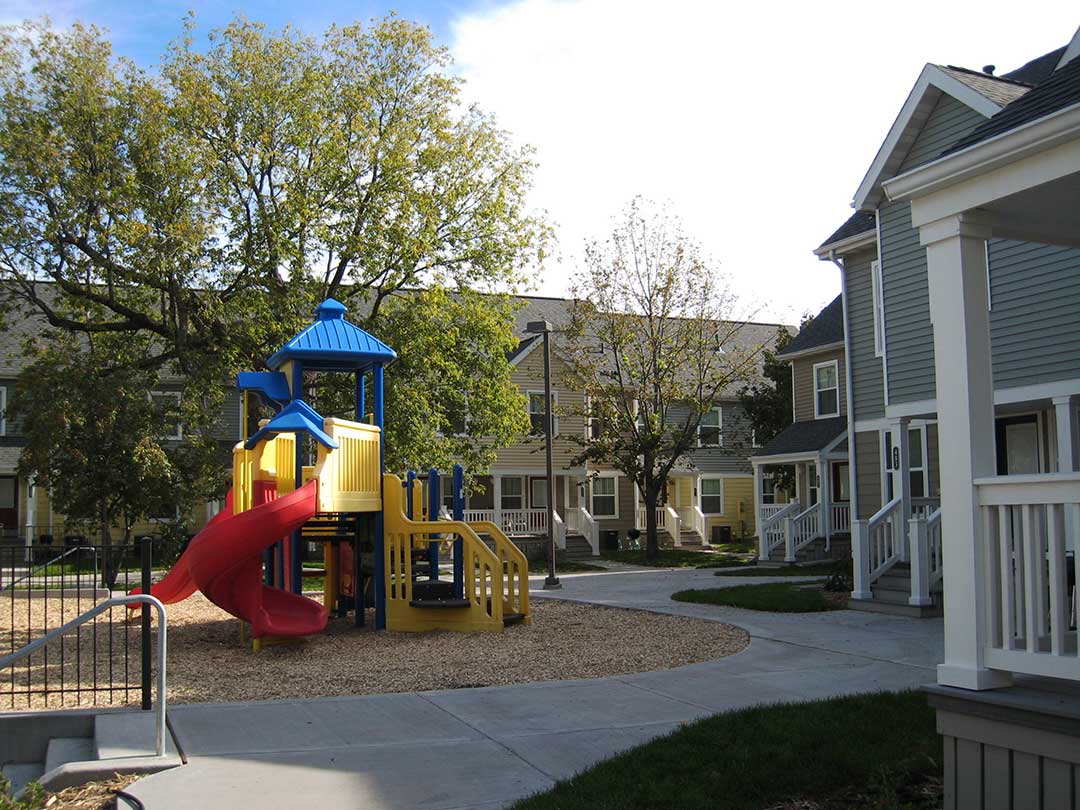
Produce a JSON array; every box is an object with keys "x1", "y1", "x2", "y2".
[{"x1": 830, "y1": 249, "x2": 859, "y2": 522}]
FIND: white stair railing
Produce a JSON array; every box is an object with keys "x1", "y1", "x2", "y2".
[
  {"x1": 758, "y1": 500, "x2": 801, "y2": 561},
  {"x1": 678, "y1": 506, "x2": 707, "y2": 543},
  {"x1": 566, "y1": 505, "x2": 600, "y2": 555},
  {"x1": 787, "y1": 503, "x2": 822, "y2": 560},
  {"x1": 852, "y1": 496, "x2": 903, "y2": 599},
  {"x1": 552, "y1": 510, "x2": 567, "y2": 549},
  {"x1": 760, "y1": 504, "x2": 786, "y2": 523},
  {"x1": 908, "y1": 507, "x2": 942, "y2": 607},
  {"x1": 665, "y1": 505, "x2": 683, "y2": 546}
]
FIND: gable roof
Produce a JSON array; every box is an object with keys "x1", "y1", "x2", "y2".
[
  {"x1": 939, "y1": 66, "x2": 1032, "y2": 107},
  {"x1": 816, "y1": 210, "x2": 876, "y2": 253},
  {"x1": 943, "y1": 52, "x2": 1080, "y2": 155},
  {"x1": 777, "y1": 295, "x2": 844, "y2": 358},
  {"x1": 851, "y1": 63, "x2": 1022, "y2": 210},
  {"x1": 266, "y1": 298, "x2": 397, "y2": 372}
]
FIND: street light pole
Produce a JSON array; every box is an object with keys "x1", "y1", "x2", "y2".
[{"x1": 527, "y1": 320, "x2": 561, "y2": 590}]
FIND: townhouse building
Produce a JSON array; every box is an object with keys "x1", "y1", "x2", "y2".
[{"x1": 817, "y1": 26, "x2": 1080, "y2": 800}]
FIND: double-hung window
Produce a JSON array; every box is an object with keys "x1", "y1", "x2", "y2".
[
  {"x1": 528, "y1": 391, "x2": 557, "y2": 435},
  {"x1": 908, "y1": 426, "x2": 927, "y2": 498},
  {"x1": 813, "y1": 361, "x2": 839, "y2": 418},
  {"x1": 591, "y1": 476, "x2": 617, "y2": 518},
  {"x1": 700, "y1": 478, "x2": 724, "y2": 515},
  {"x1": 698, "y1": 407, "x2": 722, "y2": 447}
]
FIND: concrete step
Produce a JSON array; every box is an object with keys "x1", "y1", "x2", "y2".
[
  {"x1": 1, "y1": 762, "x2": 44, "y2": 797},
  {"x1": 848, "y1": 597, "x2": 943, "y2": 618},
  {"x1": 95, "y1": 712, "x2": 178, "y2": 760},
  {"x1": 44, "y1": 737, "x2": 94, "y2": 776}
]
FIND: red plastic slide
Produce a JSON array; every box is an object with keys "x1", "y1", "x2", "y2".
[{"x1": 133, "y1": 481, "x2": 327, "y2": 639}]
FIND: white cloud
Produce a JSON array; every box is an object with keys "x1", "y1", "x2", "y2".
[{"x1": 450, "y1": 0, "x2": 1077, "y2": 322}]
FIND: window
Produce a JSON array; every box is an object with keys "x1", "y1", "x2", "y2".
[
  {"x1": 807, "y1": 465, "x2": 819, "y2": 506},
  {"x1": 832, "y1": 462, "x2": 850, "y2": 502},
  {"x1": 586, "y1": 396, "x2": 604, "y2": 441},
  {"x1": 698, "y1": 407, "x2": 722, "y2": 447},
  {"x1": 527, "y1": 391, "x2": 557, "y2": 435},
  {"x1": 150, "y1": 391, "x2": 182, "y2": 440},
  {"x1": 530, "y1": 477, "x2": 548, "y2": 509},
  {"x1": 813, "y1": 361, "x2": 839, "y2": 418},
  {"x1": 0, "y1": 386, "x2": 6, "y2": 437},
  {"x1": 701, "y1": 478, "x2": 724, "y2": 515},
  {"x1": 751, "y1": 430, "x2": 761, "y2": 449},
  {"x1": 591, "y1": 476, "x2": 617, "y2": 518},
  {"x1": 908, "y1": 426, "x2": 927, "y2": 498},
  {"x1": 883, "y1": 431, "x2": 895, "y2": 502},
  {"x1": 761, "y1": 472, "x2": 777, "y2": 505},
  {"x1": 871, "y1": 259, "x2": 885, "y2": 358},
  {"x1": 500, "y1": 477, "x2": 524, "y2": 510}
]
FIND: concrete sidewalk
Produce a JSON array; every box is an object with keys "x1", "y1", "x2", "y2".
[{"x1": 124, "y1": 568, "x2": 942, "y2": 810}]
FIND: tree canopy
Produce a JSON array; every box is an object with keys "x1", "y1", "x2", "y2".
[
  {"x1": 0, "y1": 15, "x2": 545, "y2": 476},
  {"x1": 561, "y1": 198, "x2": 764, "y2": 559}
]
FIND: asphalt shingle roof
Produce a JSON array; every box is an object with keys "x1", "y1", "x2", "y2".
[
  {"x1": 1003, "y1": 47, "x2": 1067, "y2": 86},
  {"x1": 939, "y1": 65, "x2": 1032, "y2": 107},
  {"x1": 817, "y1": 211, "x2": 875, "y2": 251},
  {"x1": 945, "y1": 53, "x2": 1080, "y2": 155},
  {"x1": 757, "y1": 416, "x2": 847, "y2": 458},
  {"x1": 777, "y1": 295, "x2": 844, "y2": 357}
]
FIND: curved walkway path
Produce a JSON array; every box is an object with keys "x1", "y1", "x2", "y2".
[{"x1": 124, "y1": 568, "x2": 943, "y2": 810}]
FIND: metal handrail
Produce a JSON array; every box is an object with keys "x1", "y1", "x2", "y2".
[
  {"x1": 0, "y1": 594, "x2": 168, "y2": 757},
  {"x1": 1, "y1": 545, "x2": 99, "y2": 593}
]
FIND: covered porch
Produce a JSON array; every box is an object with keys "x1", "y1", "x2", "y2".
[
  {"x1": 751, "y1": 417, "x2": 850, "y2": 564},
  {"x1": 883, "y1": 67, "x2": 1080, "y2": 803}
]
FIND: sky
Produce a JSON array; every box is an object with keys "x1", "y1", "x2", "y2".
[{"x1": 3, "y1": 1, "x2": 1077, "y2": 325}]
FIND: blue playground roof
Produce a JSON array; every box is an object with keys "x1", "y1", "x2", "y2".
[
  {"x1": 236, "y1": 371, "x2": 292, "y2": 409},
  {"x1": 267, "y1": 299, "x2": 397, "y2": 372},
  {"x1": 244, "y1": 399, "x2": 338, "y2": 450}
]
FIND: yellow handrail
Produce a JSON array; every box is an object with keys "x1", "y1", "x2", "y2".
[{"x1": 464, "y1": 521, "x2": 530, "y2": 621}]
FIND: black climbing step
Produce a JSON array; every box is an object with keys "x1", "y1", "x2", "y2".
[
  {"x1": 409, "y1": 598, "x2": 471, "y2": 609},
  {"x1": 503, "y1": 612, "x2": 526, "y2": 627},
  {"x1": 411, "y1": 580, "x2": 455, "y2": 600}
]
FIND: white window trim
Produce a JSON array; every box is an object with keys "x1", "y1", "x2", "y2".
[
  {"x1": 871, "y1": 259, "x2": 885, "y2": 358},
  {"x1": 527, "y1": 390, "x2": 558, "y2": 435},
  {"x1": 751, "y1": 429, "x2": 761, "y2": 449},
  {"x1": 500, "y1": 475, "x2": 525, "y2": 511},
  {"x1": 150, "y1": 390, "x2": 183, "y2": 440},
  {"x1": 699, "y1": 476, "x2": 725, "y2": 516},
  {"x1": 590, "y1": 474, "x2": 619, "y2": 519},
  {"x1": 812, "y1": 360, "x2": 840, "y2": 419},
  {"x1": 697, "y1": 406, "x2": 723, "y2": 447}
]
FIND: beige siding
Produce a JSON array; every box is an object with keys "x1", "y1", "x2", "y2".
[
  {"x1": 792, "y1": 348, "x2": 847, "y2": 422},
  {"x1": 493, "y1": 346, "x2": 586, "y2": 472},
  {"x1": 704, "y1": 477, "x2": 755, "y2": 541}
]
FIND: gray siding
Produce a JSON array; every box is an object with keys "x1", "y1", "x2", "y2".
[
  {"x1": 209, "y1": 390, "x2": 243, "y2": 442},
  {"x1": 688, "y1": 401, "x2": 754, "y2": 475},
  {"x1": 880, "y1": 200, "x2": 935, "y2": 404},
  {"x1": 897, "y1": 94, "x2": 986, "y2": 173},
  {"x1": 988, "y1": 239, "x2": 1080, "y2": 388},
  {"x1": 880, "y1": 94, "x2": 986, "y2": 406},
  {"x1": 792, "y1": 349, "x2": 846, "y2": 422},
  {"x1": 844, "y1": 249, "x2": 885, "y2": 421},
  {"x1": 854, "y1": 430, "x2": 881, "y2": 521}
]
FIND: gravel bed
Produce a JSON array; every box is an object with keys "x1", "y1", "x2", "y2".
[{"x1": 3, "y1": 592, "x2": 748, "y2": 710}]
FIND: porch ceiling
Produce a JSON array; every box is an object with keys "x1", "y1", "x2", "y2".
[{"x1": 982, "y1": 171, "x2": 1080, "y2": 248}]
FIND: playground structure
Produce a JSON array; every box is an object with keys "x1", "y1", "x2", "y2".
[{"x1": 138, "y1": 299, "x2": 530, "y2": 645}]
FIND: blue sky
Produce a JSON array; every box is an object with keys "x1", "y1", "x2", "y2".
[{"x1": 3, "y1": 2, "x2": 1078, "y2": 323}]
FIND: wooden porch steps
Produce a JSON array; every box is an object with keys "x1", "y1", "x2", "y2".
[{"x1": 560, "y1": 535, "x2": 596, "y2": 561}]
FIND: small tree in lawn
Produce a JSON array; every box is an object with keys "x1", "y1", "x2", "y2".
[{"x1": 563, "y1": 199, "x2": 762, "y2": 561}]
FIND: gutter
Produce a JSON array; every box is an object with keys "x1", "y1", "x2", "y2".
[
  {"x1": 829, "y1": 249, "x2": 859, "y2": 520},
  {"x1": 883, "y1": 101, "x2": 1080, "y2": 202}
]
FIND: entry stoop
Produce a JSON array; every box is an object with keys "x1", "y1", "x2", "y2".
[{"x1": 848, "y1": 562, "x2": 943, "y2": 618}]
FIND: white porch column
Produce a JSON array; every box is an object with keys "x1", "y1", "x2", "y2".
[
  {"x1": 922, "y1": 211, "x2": 1011, "y2": 690},
  {"x1": 887, "y1": 416, "x2": 911, "y2": 561},
  {"x1": 492, "y1": 475, "x2": 503, "y2": 529},
  {"x1": 818, "y1": 457, "x2": 831, "y2": 548},
  {"x1": 1054, "y1": 395, "x2": 1077, "y2": 473},
  {"x1": 753, "y1": 463, "x2": 765, "y2": 559}
]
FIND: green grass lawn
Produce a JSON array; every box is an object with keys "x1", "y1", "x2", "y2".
[
  {"x1": 509, "y1": 691, "x2": 941, "y2": 810},
  {"x1": 527, "y1": 559, "x2": 606, "y2": 574},
  {"x1": 601, "y1": 548, "x2": 753, "y2": 569},
  {"x1": 672, "y1": 581, "x2": 841, "y2": 612}
]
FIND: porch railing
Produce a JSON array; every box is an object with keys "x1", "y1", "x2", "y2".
[
  {"x1": 830, "y1": 503, "x2": 851, "y2": 534},
  {"x1": 785, "y1": 503, "x2": 821, "y2": 562},
  {"x1": 635, "y1": 505, "x2": 682, "y2": 541},
  {"x1": 461, "y1": 508, "x2": 550, "y2": 537},
  {"x1": 551, "y1": 511, "x2": 568, "y2": 550},
  {"x1": 760, "y1": 504, "x2": 786, "y2": 522},
  {"x1": 758, "y1": 500, "x2": 800, "y2": 561},
  {"x1": 852, "y1": 496, "x2": 904, "y2": 599},
  {"x1": 912, "y1": 497, "x2": 941, "y2": 521},
  {"x1": 976, "y1": 473, "x2": 1080, "y2": 681},
  {"x1": 565, "y1": 506, "x2": 599, "y2": 555}
]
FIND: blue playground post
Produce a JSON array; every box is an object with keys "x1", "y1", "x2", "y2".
[
  {"x1": 452, "y1": 464, "x2": 464, "y2": 598},
  {"x1": 427, "y1": 468, "x2": 440, "y2": 580},
  {"x1": 373, "y1": 362, "x2": 387, "y2": 630},
  {"x1": 355, "y1": 372, "x2": 365, "y2": 422},
  {"x1": 289, "y1": 361, "x2": 305, "y2": 594}
]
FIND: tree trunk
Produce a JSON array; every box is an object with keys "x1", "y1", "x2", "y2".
[
  {"x1": 643, "y1": 486, "x2": 660, "y2": 561},
  {"x1": 100, "y1": 506, "x2": 118, "y2": 590}
]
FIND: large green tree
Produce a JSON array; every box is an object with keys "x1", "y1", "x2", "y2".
[
  {"x1": 0, "y1": 16, "x2": 545, "y2": 471},
  {"x1": 562, "y1": 199, "x2": 763, "y2": 561}
]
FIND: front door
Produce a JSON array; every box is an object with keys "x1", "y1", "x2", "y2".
[
  {"x1": 0, "y1": 477, "x2": 17, "y2": 535},
  {"x1": 996, "y1": 415, "x2": 1042, "y2": 475}
]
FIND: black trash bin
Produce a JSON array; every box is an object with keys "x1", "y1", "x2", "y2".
[{"x1": 600, "y1": 529, "x2": 619, "y2": 552}]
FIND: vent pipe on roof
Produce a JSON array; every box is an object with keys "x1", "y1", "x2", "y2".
[{"x1": 982, "y1": 65, "x2": 996, "y2": 75}]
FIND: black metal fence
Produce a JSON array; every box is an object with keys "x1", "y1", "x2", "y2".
[{"x1": 0, "y1": 539, "x2": 154, "y2": 711}]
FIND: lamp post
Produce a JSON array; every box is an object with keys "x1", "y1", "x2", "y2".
[{"x1": 526, "y1": 320, "x2": 561, "y2": 590}]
